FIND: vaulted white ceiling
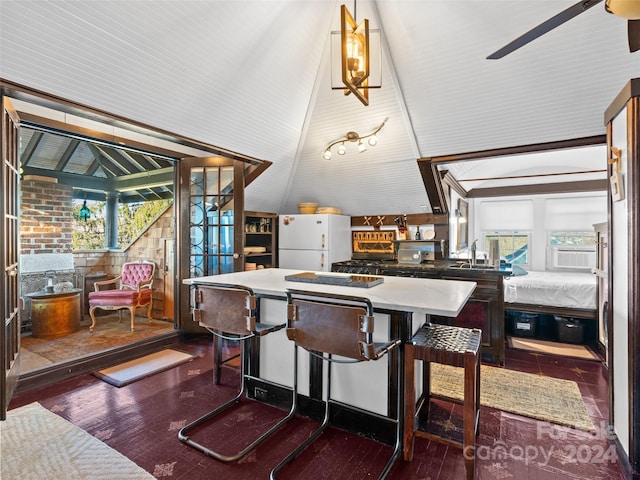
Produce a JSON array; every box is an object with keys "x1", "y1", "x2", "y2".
[{"x1": 1, "y1": 0, "x2": 638, "y2": 216}]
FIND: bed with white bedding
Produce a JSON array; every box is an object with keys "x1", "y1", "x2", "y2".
[{"x1": 503, "y1": 270, "x2": 597, "y2": 319}]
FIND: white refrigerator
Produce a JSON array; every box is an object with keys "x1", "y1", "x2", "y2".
[{"x1": 279, "y1": 214, "x2": 351, "y2": 271}]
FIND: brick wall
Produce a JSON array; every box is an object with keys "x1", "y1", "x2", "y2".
[{"x1": 20, "y1": 178, "x2": 74, "y2": 254}]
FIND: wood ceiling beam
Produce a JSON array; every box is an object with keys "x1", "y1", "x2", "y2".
[
  {"x1": 111, "y1": 167, "x2": 174, "y2": 192},
  {"x1": 22, "y1": 165, "x2": 174, "y2": 196},
  {"x1": 467, "y1": 179, "x2": 607, "y2": 198},
  {"x1": 421, "y1": 135, "x2": 606, "y2": 165},
  {"x1": 20, "y1": 130, "x2": 43, "y2": 166},
  {"x1": 441, "y1": 170, "x2": 467, "y2": 198},
  {"x1": 54, "y1": 138, "x2": 80, "y2": 171},
  {"x1": 93, "y1": 145, "x2": 136, "y2": 175},
  {"x1": 87, "y1": 144, "x2": 118, "y2": 177},
  {"x1": 458, "y1": 169, "x2": 606, "y2": 183},
  {"x1": 22, "y1": 166, "x2": 109, "y2": 191}
]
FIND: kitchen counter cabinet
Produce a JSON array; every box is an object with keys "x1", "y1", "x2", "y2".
[
  {"x1": 355, "y1": 263, "x2": 506, "y2": 365},
  {"x1": 437, "y1": 270, "x2": 505, "y2": 365}
]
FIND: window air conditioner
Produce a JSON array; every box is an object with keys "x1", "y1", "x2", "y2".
[{"x1": 548, "y1": 246, "x2": 596, "y2": 271}]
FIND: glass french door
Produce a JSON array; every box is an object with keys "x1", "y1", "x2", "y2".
[
  {"x1": 178, "y1": 157, "x2": 244, "y2": 332},
  {"x1": 1, "y1": 96, "x2": 21, "y2": 420}
]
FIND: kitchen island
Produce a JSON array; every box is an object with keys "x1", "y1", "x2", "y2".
[
  {"x1": 184, "y1": 268, "x2": 476, "y2": 447},
  {"x1": 334, "y1": 260, "x2": 510, "y2": 364}
]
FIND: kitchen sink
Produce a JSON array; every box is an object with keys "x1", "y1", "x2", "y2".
[{"x1": 447, "y1": 264, "x2": 497, "y2": 271}]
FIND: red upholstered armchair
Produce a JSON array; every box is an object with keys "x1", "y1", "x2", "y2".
[{"x1": 88, "y1": 260, "x2": 155, "y2": 332}]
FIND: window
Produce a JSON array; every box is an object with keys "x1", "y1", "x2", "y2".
[
  {"x1": 549, "y1": 231, "x2": 596, "y2": 246},
  {"x1": 484, "y1": 231, "x2": 530, "y2": 265},
  {"x1": 72, "y1": 199, "x2": 172, "y2": 250}
]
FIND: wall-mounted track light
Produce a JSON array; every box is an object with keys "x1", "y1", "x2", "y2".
[{"x1": 322, "y1": 118, "x2": 388, "y2": 160}]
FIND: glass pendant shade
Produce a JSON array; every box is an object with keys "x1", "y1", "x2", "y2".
[{"x1": 79, "y1": 200, "x2": 91, "y2": 221}]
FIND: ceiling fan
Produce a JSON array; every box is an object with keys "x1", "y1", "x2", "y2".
[{"x1": 487, "y1": 0, "x2": 640, "y2": 59}]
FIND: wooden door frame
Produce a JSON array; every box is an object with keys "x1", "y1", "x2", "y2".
[
  {"x1": 176, "y1": 157, "x2": 245, "y2": 334},
  {"x1": 0, "y1": 80, "x2": 271, "y2": 395},
  {"x1": 605, "y1": 78, "x2": 640, "y2": 476},
  {"x1": 1, "y1": 95, "x2": 21, "y2": 419}
]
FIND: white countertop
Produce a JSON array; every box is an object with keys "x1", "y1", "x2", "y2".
[{"x1": 184, "y1": 268, "x2": 476, "y2": 317}]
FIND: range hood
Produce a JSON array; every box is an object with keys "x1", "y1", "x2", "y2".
[{"x1": 417, "y1": 159, "x2": 449, "y2": 215}]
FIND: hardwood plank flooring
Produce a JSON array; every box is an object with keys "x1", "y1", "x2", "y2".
[{"x1": 9, "y1": 337, "x2": 628, "y2": 479}]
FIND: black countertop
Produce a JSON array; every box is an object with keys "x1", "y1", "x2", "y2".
[{"x1": 332, "y1": 260, "x2": 513, "y2": 277}]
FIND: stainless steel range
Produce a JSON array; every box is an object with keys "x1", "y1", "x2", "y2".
[
  {"x1": 331, "y1": 260, "x2": 381, "y2": 275},
  {"x1": 332, "y1": 229, "x2": 444, "y2": 274}
]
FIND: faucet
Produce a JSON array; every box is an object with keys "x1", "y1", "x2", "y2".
[
  {"x1": 44, "y1": 269, "x2": 56, "y2": 292},
  {"x1": 470, "y1": 239, "x2": 478, "y2": 267}
]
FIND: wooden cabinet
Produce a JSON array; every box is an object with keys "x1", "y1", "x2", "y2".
[
  {"x1": 373, "y1": 264, "x2": 505, "y2": 365},
  {"x1": 432, "y1": 270, "x2": 505, "y2": 365},
  {"x1": 244, "y1": 211, "x2": 277, "y2": 269}
]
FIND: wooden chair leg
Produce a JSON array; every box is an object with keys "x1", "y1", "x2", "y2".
[
  {"x1": 423, "y1": 361, "x2": 431, "y2": 420},
  {"x1": 129, "y1": 306, "x2": 136, "y2": 331},
  {"x1": 146, "y1": 300, "x2": 153, "y2": 324},
  {"x1": 463, "y1": 352, "x2": 478, "y2": 480},
  {"x1": 89, "y1": 306, "x2": 99, "y2": 332}
]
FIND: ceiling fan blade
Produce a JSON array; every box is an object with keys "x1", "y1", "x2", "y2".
[
  {"x1": 487, "y1": 0, "x2": 603, "y2": 59},
  {"x1": 630, "y1": 19, "x2": 640, "y2": 52}
]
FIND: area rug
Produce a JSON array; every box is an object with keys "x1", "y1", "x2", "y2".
[
  {"x1": 94, "y1": 348, "x2": 196, "y2": 387},
  {"x1": 431, "y1": 363, "x2": 594, "y2": 431},
  {"x1": 508, "y1": 336, "x2": 600, "y2": 361},
  {"x1": 0, "y1": 402, "x2": 154, "y2": 480}
]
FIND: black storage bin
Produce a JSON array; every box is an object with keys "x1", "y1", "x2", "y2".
[
  {"x1": 555, "y1": 316, "x2": 584, "y2": 344},
  {"x1": 510, "y1": 312, "x2": 538, "y2": 337}
]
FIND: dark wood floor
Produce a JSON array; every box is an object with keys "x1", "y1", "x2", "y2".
[{"x1": 9, "y1": 337, "x2": 628, "y2": 479}]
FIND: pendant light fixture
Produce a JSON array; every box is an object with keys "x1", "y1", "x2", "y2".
[
  {"x1": 331, "y1": 2, "x2": 381, "y2": 106},
  {"x1": 79, "y1": 193, "x2": 91, "y2": 221}
]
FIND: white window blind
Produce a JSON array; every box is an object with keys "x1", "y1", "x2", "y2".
[
  {"x1": 479, "y1": 200, "x2": 533, "y2": 230},
  {"x1": 545, "y1": 196, "x2": 606, "y2": 230}
]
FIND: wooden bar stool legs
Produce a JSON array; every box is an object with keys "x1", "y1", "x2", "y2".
[{"x1": 404, "y1": 323, "x2": 481, "y2": 480}]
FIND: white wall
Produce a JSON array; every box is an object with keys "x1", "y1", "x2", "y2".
[
  {"x1": 611, "y1": 107, "x2": 630, "y2": 456},
  {"x1": 470, "y1": 191, "x2": 607, "y2": 271}
]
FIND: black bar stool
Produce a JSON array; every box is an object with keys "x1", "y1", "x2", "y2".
[
  {"x1": 178, "y1": 283, "x2": 295, "y2": 462},
  {"x1": 270, "y1": 289, "x2": 402, "y2": 480},
  {"x1": 404, "y1": 322, "x2": 481, "y2": 480}
]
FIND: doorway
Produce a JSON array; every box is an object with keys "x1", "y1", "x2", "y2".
[
  {"x1": 1, "y1": 81, "x2": 271, "y2": 396},
  {"x1": 17, "y1": 125, "x2": 178, "y2": 373}
]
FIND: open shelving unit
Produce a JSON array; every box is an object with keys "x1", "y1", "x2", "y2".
[{"x1": 244, "y1": 211, "x2": 277, "y2": 269}]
